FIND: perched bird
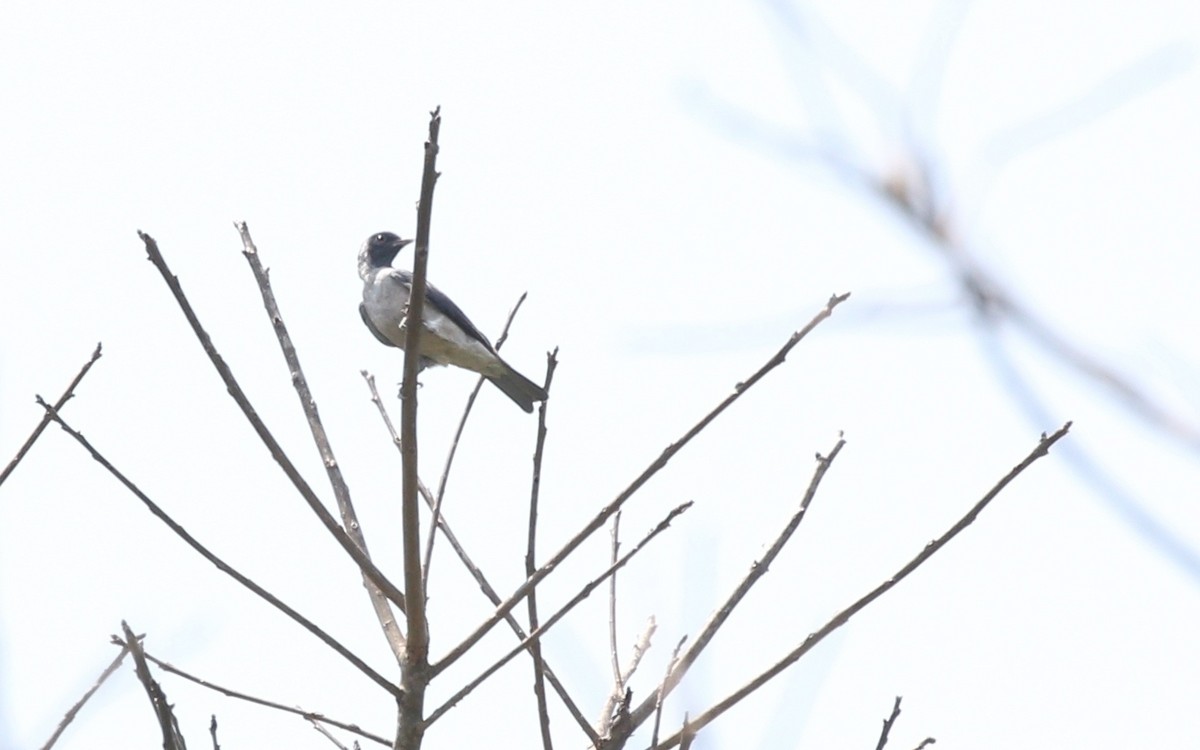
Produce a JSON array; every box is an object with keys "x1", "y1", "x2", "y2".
[{"x1": 358, "y1": 231, "x2": 549, "y2": 413}]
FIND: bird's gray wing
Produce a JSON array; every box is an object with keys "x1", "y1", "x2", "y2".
[
  {"x1": 359, "y1": 301, "x2": 398, "y2": 347},
  {"x1": 387, "y1": 270, "x2": 495, "y2": 351}
]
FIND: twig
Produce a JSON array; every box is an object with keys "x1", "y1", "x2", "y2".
[
  {"x1": 395, "y1": 105, "x2": 442, "y2": 750},
  {"x1": 136, "y1": 230, "x2": 407, "y2": 615},
  {"x1": 912, "y1": 738, "x2": 936, "y2": 749},
  {"x1": 362, "y1": 373, "x2": 600, "y2": 745},
  {"x1": 425, "y1": 501, "x2": 693, "y2": 727},
  {"x1": 638, "y1": 434, "x2": 846, "y2": 728},
  {"x1": 434, "y1": 294, "x2": 849, "y2": 676},
  {"x1": 602, "y1": 617, "x2": 657, "y2": 735},
  {"x1": 650, "y1": 636, "x2": 688, "y2": 746},
  {"x1": 209, "y1": 715, "x2": 220, "y2": 750},
  {"x1": 678, "y1": 714, "x2": 697, "y2": 750},
  {"x1": 526, "y1": 349, "x2": 559, "y2": 750},
  {"x1": 38, "y1": 638, "x2": 128, "y2": 750},
  {"x1": 648, "y1": 423, "x2": 1072, "y2": 748},
  {"x1": 38, "y1": 400, "x2": 399, "y2": 697},
  {"x1": 876, "y1": 696, "x2": 902, "y2": 750},
  {"x1": 608, "y1": 513, "x2": 623, "y2": 685},
  {"x1": 130, "y1": 643, "x2": 389, "y2": 747},
  {"x1": 120, "y1": 622, "x2": 187, "y2": 750},
  {"x1": 621, "y1": 619, "x2": 657, "y2": 688},
  {"x1": 423, "y1": 292, "x2": 528, "y2": 591},
  {"x1": 1, "y1": 343, "x2": 102, "y2": 489},
  {"x1": 309, "y1": 718, "x2": 352, "y2": 750},
  {"x1": 235, "y1": 221, "x2": 404, "y2": 664}
]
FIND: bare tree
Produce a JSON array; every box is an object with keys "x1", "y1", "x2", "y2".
[{"x1": 1, "y1": 108, "x2": 1069, "y2": 749}]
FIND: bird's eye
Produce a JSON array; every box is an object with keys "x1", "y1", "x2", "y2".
[{"x1": 375, "y1": 233, "x2": 387, "y2": 243}]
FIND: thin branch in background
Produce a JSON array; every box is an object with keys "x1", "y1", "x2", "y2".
[
  {"x1": 650, "y1": 636, "x2": 688, "y2": 747},
  {"x1": 620, "y1": 619, "x2": 656, "y2": 689},
  {"x1": 624, "y1": 434, "x2": 847, "y2": 740},
  {"x1": 234, "y1": 221, "x2": 404, "y2": 664},
  {"x1": 604, "y1": 618, "x2": 657, "y2": 739},
  {"x1": 912, "y1": 738, "x2": 937, "y2": 749},
  {"x1": 600, "y1": 613, "x2": 658, "y2": 735},
  {"x1": 361, "y1": 372, "x2": 600, "y2": 746},
  {"x1": 434, "y1": 294, "x2": 850, "y2": 677},
  {"x1": 209, "y1": 715, "x2": 220, "y2": 750},
  {"x1": 38, "y1": 638, "x2": 128, "y2": 750},
  {"x1": 425, "y1": 501, "x2": 694, "y2": 727},
  {"x1": 136, "y1": 230, "x2": 407, "y2": 614},
  {"x1": 119, "y1": 623, "x2": 187, "y2": 750},
  {"x1": 131, "y1": 643, "x2": 390, "y2": 747},
  {"x1": 37, "y1": 400, "x2": 398, "y2": 697},
  {"x1": 423, "y1": 292, "x2": 528, "y2": 592},
  {"x1": 678, "y1": 712, "x2": 697, "y2": 750},
  {"x1": 875, "y1": 696, "x2": 902, "y2": 750},
  {"x1": 309, "y1": 718, "x2": 352, "y2": 750},
  {"x1": 649, "y1": 424, "x2": 1071, "y2": 749},
  {"x1": 395, "y1": 105, "x2": 442, "y2": 750},
  {"x1": 608, "y1": 512, "x2": 623, "y2": 685},
  {"x1": 1, "y1": 343, "x2": 102, "y2": 489},
  {"x1": 525, "y1": 349, "x2": 560, "y2": 750}
]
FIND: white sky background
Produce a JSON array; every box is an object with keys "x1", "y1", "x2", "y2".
[{"x1": 2, "y1": 1, "x2": 1199, "y2": 748}]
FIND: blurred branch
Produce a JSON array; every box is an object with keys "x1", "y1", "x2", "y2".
[
  {"x1": 1, "y1": 343, "x2": 102, "y2": 489},
  {"x1": 234, "y1": 221, "x2": 404, "y2": 664},
  {"x1": 434, "y1": 293, "x2": 850, "y2": 677},
  {"x1": 38, "y1": 637, "x2": 128, "y2": 750},
  {"x1": 37, "y1": 399, "x2": 398, "y2": 697},
  {"x1": 137, "y1": 230, "x2": 407, "y2": 614},
  {"x1": 649, "y1": 423, "x2": 1071, "y2": 748},
  {"x1": 395, "y1": 105, "x2": 442, "y2": 750},
  {"x1": 525, "y1": 349, "x2": 560, "y2": 750}
]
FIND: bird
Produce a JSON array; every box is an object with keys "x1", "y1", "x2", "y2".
[{"x1": 358, "y1": 231, "x2": 549, "y2": 413}]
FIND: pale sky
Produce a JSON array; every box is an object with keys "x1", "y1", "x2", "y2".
[{"x1": 2, "y1": 1, "x2": 1199, "y2": 748}]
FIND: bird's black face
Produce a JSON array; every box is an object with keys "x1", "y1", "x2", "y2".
[{"x1": 366, "y1": 232, "x2": 413, "y2": 268}]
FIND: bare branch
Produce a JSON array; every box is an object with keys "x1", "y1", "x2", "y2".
[
  {"x1": 638, "y1": 434, "x2": 846, "y2": 725},
  {"x1": 136, "y1": 230, "x2": 407, "y2": 614},
  {"x1": 234, "y1": 221, "x2": 404, "y2": 664},
  {"x1": 425, "y1": 501, "x2": 693, "y2": 727},
  {"x1": 423, "y1": 292, "x2": 528, "y2": 591},
  {"x1": 38, "y1": 401, "x2": 399, "y2": 697},
  {"x1": 209, "y1": 715, "x2": 221, "y2": 750},
  {"x1": 608, "y1": 513, "x2": 623, "y2": 685},
  {"x1": 434, "y1": 294, "x2": 850, "y2": 676},
  {"x1": 130, "y1": 643, "x2": 389, "y2": 747},
  {"x1": 362, "y1": 377, "x2": 600, "y2": 747},
  {"x1": 309, "y1": 719, "x2": 352, "y2": 750},
  {"x1": 526, "y1": 349, "x2": 560, "y2": 750},
  {"x1": 39, "y1": 637, "x2": 127, "y2": 750},
  {"x1": 649, "y1": 423, "x2": 1072, "y2": 748},
  {"x1": 395, "y1": 104, "x2": 442, "y2": 750},
  {"x1": 876, "y1": 696, "x2": 902, "y2": 750},
  {"x1": 601, "y1": 613, "x2": 658, "y2": 736},
  {"x1": 1, "y1": 343, "x2": 102, "y2": 490},
  {"x1": 650, "y1": 636, "x2": 688, "y2": 747},
  {"x1": 120, "y1": 623, "x2": 187, "y2": 750}
]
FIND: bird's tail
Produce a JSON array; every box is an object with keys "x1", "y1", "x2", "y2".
[{"x1": 486, "y1": 360, "x2": 549, "y2": 413}]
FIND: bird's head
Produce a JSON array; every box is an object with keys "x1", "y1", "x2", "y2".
[{"x1": 361, "y1": 231, "x2": 413, "y2": 270}]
